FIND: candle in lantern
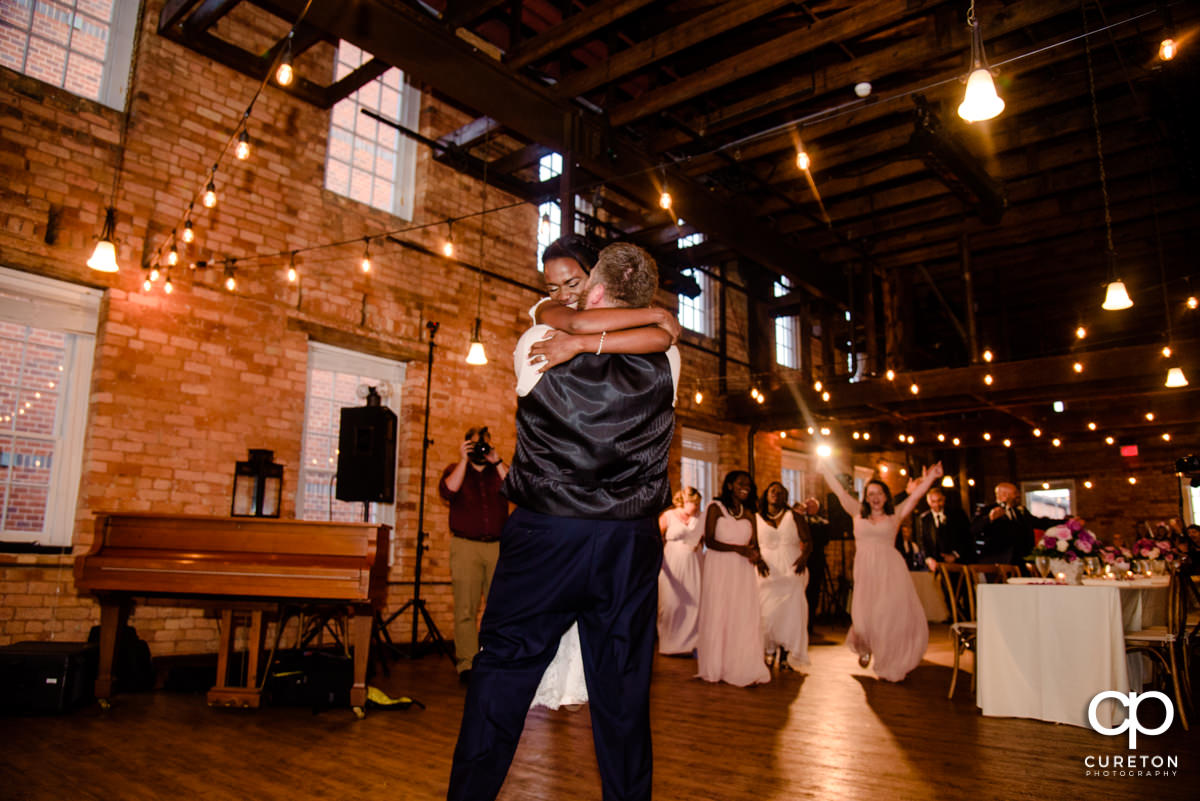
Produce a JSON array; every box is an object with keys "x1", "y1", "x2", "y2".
[{"x1": 1055, "y1": 572, "x2": 1065, "y2": 583}]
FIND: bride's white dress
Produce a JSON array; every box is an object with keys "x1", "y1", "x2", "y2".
[{"x1": 530, "y1": 625, "x2": 588, "y2": 709}]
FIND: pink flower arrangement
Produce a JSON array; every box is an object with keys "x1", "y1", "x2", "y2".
[
  {"x1": 1028, "y1": 518, "x2": 1098, "y2": 563},
  {"x1": 1132, "y1": 537, "x2": 1177, "y2": 562}
]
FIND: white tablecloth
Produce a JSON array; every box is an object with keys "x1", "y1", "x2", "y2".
[
  {"x1": 976, "y1": 585, "x2": 1128, "y2": 728},
  {"x1": 910, "y1": 570, "x2": 949, "y2": 622}
]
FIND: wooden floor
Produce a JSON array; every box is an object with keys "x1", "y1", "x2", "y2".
[{"x1": 2, "y1": 625, "x2": 1195, "y2": 801}]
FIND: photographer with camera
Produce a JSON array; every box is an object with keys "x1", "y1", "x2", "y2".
[{"x1": 439, "y1": 426, "x2": 509, "y2": 683}]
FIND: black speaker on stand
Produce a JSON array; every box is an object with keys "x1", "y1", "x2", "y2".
[
  {"x1": 379, "y1": 322, "x2": 454, "y2": 665},
  {"x1": 336, "y1": 387, "x2": 397, "y2": 512}
]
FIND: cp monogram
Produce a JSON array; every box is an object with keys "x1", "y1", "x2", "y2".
[{"x1": 1087, "y1": 690, "x2": 1174, "y2": 748}]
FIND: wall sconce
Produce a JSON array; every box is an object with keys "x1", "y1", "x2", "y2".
[{"x1": 231, "y1": 449, "x2": 283, "y2": 517}]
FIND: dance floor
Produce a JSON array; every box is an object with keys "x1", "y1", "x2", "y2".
[{"x1": 1, "y1": 624, "x2": 1194, "y2": 800}]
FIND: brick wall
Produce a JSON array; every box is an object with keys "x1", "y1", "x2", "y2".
[{"x1": 0, "y1": 1, "x2": 788, "y2": 655}]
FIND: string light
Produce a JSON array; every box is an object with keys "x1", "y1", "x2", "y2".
[
  {"x1": 1084, "y1": 480, "x2": 1093, "y2": 489},
  {"x1": 898, "y1": 433, "x2": 906, "y2": 443},
  {"x1": 1162, "y1": 433, "x2": 1171, "y2": 441},
  {"x1": 952, "y1": 437, "x2": 961, "y2": 446},
  {"x1": 694, "y1": 389, "x2": 703, "y2": 404},
  {"x1": 1159, "y1": 38, "x2": 1177, "y2": 61},
  {"x1": 659, "y1": 188, "x2": 672, "y2": 210},
  {"x1": 1073, "y1": 362, "x2": 1083, "y2": 373},
  {"x1": 235, "y1": 129, "x2": 251, "y2": 161},
  {"x1": 909, "y1": 383, "x2": 919, "y2": 395},
  {"x1": 1128, "y1": 476, "x2": 1137, "y2": 485},
  {"x1": 820, "y1": 427, "x2": 831, "y2": 436},
  {"x1": 442, "y1": 222, "x2": 455, "y2": 258},
  {"x1": 983, "y1": 432, "x2": 991, "y2": 441},
  {"x1": 1105, "y1": 436, "x2": 1115, "y2": 445},
  {"x1": 1002, "y1": 438, "x2": 1012, "y2": 447},
  {"x1": 862, "y1": 432, "x2": 870, "y2": 441},
  {"x1": 1145, "y1": 412, "x2": 1154, "y2": 421},
  {"x1": 982, "y1": 349, "x2": 994, "y2": 362},
  {"x1": 780, "y1": 431, "x2": 787, "y2": 439},
  {"x1": 182, "y1": 216, "x2": 194, "y2": 244},
  {"x1": 276, "y1": 30, "x2": 294, "y2": 86},
  {"x1": 149, "y1": 266, "x2": 160, "y2": 282},
  {"x1": 1052, "y1": 438, "x2": 1061, "y2": 447},
  {"x1": 360, "y1": 238, "x2": 372, "y2": 273},
  {"x1": 967, "y1": 478, "x2": 975, "y2": 487},
  {"x1": 1075, "y1": 325, "x2": 1087, "y2": 339},
  {"x1": 142, "y1": 271, "x2": 152, "y2": 292},
  {"x1": 167, "y1": 238, "x2": 178, "y2": 267},
  {"x1": 907, "y1": 435, "x2": 914, "y2": 444},
  {"x1": 203, "y1": 176, "x2": 217, "y2": 208},
  {"x1": 1188, "y1": 296, "x2": 1198, "y2": 309},
  {"x1": 938, "y1": 433, "x2": 946, "y2": 442},
  {"x1": 1087, "y1": 421, "x2": 1097, "y2": 430},
  {"x1": 853, "y1": 432, "x2": 860, "y2": 440},
  {"x1": 163, "y1": 271, "x2": 173, "y2": 294},
  {"x1": 1032, "y1": 428, "x2": 1042, "y2": 437},
  {"x1": 796, "y1": 150, "x2": 811, "y2": 171},
  {"x1": 821, "y1": 391, "x2": 830, "y2": 402},
  {"x1": 1161, "y1": 345, "x2": 1172, "y2": 358},
  {"x1": 885, "y1": 369, "x2": 895, "y2": 381},
  {"x1": 813, "y1": 380, "x2": 823, "y2": 392},
  {"x1": 984, "y1": 374, "x2": 993, "y2": 386},
  {"x1": 224, "y1": 261, "x2": 237, "y2": 291},
  {"x1": 287, "y1": 252, "x2": 297, "y2": 283}
]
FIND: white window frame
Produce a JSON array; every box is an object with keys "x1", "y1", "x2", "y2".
[
  {"x1": 0, "y1": 267, "x2": 100, "y2": 546},
  {"x1": 1021, "y1": 479, "x2": 1075, "y2": 520},
  {"x1": 0, "y1": 0, "x2": 137, "y2": 110},
  {"x1": 678, "y1": 268, "x2": 715, "y2": 337},
  {"x1": 780, "y1": 449, "x2": 808, "y2": 506},
  {"x1": 535, "y1": 152, "x2": 594, "y2": 270},
  {"x1": 774, "y1": 276, "x2": 800, "y2": 369},
  {"x1": 681, "y1": 427, "x2": 719, "y2": 509},
  {"x1": 300, "y1": 343, "x2": 405, "y2": 542},
  {"x1": 1181, "y1": 478, "x2": 1200, "y2": 526},
  {"x1": 324, "y1": 41, "x2": 420, "y2": 220}
]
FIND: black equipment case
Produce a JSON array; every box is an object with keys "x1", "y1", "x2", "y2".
[{"x1": 0, "y1": 640, "x2": 96, "y2": 713}]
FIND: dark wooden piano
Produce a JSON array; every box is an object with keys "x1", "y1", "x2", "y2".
[{"x1": 75, "y1": 513, "x2": 390, "y2": 715}]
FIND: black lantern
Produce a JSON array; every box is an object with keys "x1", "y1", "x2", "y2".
[{"x1": 231, "y1": 449, "x2": 283, "y2": 517}]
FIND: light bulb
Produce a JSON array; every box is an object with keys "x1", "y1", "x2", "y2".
[
  {"x1": 906, "y1": 435, "x2": 914, "y2": 444},
  {"x1": 142, "y1": 277, "x2": 152, "y2": 292},
  {"x1": 821, "y1": 391, "x2": 830, "y2": 402},
  {"x1": 1145, "y1": 412, "x2": 1155, "y2": 421},
  {"x1": 1165, "y1": 367, "x2": 1189, "y2": 388},
  {"x1": 1003, "y1": 439, "x2": 1012, "y2": 448},
  {"x1": 1084, "y1": 480, "x2": 1093, "y2": 489},
  {"x1": 1075, "y1": 325, "x2": 1087, "y2": 339},
  {"x1": 941, "y1": 476, "x2": 955, "y2": 488},
  {"x1": 909, "y1": 383, "x2": 919, "y2": 395},
  {"x1": 816, "y1": 443, "x2": 832, "y2": 458},
  {"x1": 813, "y1": 380, "x2": 823, "y2": 392},
  {"x1": 442, "y1": 239, "x2": 454, "y2": 258},
  {"x1": 225, "y1": 275, "x2": 236, "y2": 291},
  {"x1": 164, "y1": 277, "x2": 173, "y2": 295},
  {"x1": 952, "y1": 437, "x2": 960, "y2": 446},
  {"x1": 938, "y1": 433, "x2": 946, "y2": 442},
  {"x1": 1087, "y1": 421, "x2": 1096, "y2": 430},
  {"x1": 1105, "y1": 436, "x2": 1115, "y2": 445},
  {"x1": 853, "y1": 432, "x2": 860, "y2": 440},
  {"x1": 1159, "y1": 38, "x2": 1177, "y2": 61},
  {"x1": 1162, "y1": 433, "x2": 1172, "y2": 441},
  {"x1": 276, "y1": 50, "x2": 293, "y2": 86},
  {"x1": 885, "y1": 369, "x2": 895, "y2": 381},
  {"x1": 182, "y1": 219, "x2": 194, "y2": 243},
  {"x1": 898, "y1": 433, "x2": 906, "y2": 443},
  {"x1": 1052, "y1": 438, "x2": 1061, "y2": 447},
  {"x1": 167, "y1": 245, "x2": 178, "y2": 266},
  {"x1": 796, "y1": 151, "x2": 810, "y2": 171},
  {"x1": 1188, "y1": 296, "x2": 1198, "y2": 310},
  {"x1": 659, "y1": 191, "x2": 672, "y2": 209},
  {"x1": 755, "y1": 394, "x2": 765, "y2": 405},
  {"x1": 820, "y1": 427, "x2": 830, "y2": 436},
  {"x1": 539, "y1": 213, "x2": 551, "y2": 239},
  {"x1": 982, "y1": 349, "x2": 993, "y2": 362},
  {"x1": 862, "y1": 432, "x2": 870, "y2": 441},
  {"x1": 968, "y1": 478, "x2": 975, "y2": 487},
  {"x1": 958, "y1": 68, "x2": 1005, "y2": 122},
  {"x1": 1128, "y1": 477, "x2": 1137, "y2": 485},
  {"x1": 361, "y1": 256, "x2": 371, "y2": 273},
  {"x1": 1032, "y1": 428, "x2": 1042, "y2": 437},
  {"x1": 149, "y1": 267, "x2": 160, "y2": 282},
  {"x1": 984, "y1": 374, "x2": 993, "y2": 386},
  {"x1": 780, "y1": 431, "x2": 787, "y2": 439},
  {"x1": 203, "y1": 181, "x2": 217, "y2": 208},
  {"x1": 235, "y1": 130, "x2": 251, "y2": 160},
  {"x1": 1161, "y1": 345, "x2": 1172, "y2": 358},
  {"x1": 983, "y1": 432, "x2": 991, "y2": 441},
  {"x1": 287, "y1": 266, "x2": 297, "y2": 283},
  {"x1": 1073, "y1": 362, "x2": 1083, "y2": 373},
  {"x1": 694, "y1": 390, "x2": 703, "y2": 404}
]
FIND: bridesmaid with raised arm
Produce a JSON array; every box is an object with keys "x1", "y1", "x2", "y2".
[
  {"x1": 657, "y1": 487, "x2": 704, "y2": 656},
  {"x1": 819, "y1": 459, "x2": 944, "y2": 682}
]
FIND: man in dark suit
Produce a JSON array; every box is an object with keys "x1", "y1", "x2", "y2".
[
  {"x1": 916, "y1": 487, "x2": 975, "y2": 564},
  {"x1": 447, "y1": 244, "x2": 677, "y2": 801},
  {"x1": 798, "y1": 497, "x2": 829, "y2": 627},
  {"x1": 971, "y1": 481, "x2": 1041, "y2": 564}
]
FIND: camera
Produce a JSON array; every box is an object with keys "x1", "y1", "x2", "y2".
[{"x1": 469, "y1": 427, "x2": 492, "y2": 463}]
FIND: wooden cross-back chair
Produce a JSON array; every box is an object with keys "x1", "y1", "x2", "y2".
[
  {"x1": 937, "y1": 562, "x2": 977, "y2": 698},
  {"x1": 1125, "y1": 567, "x2": 1191, "y2": 731}
]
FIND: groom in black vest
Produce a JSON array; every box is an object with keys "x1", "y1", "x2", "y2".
[{"x1": 447, "y1": 243, "x2": 677, "y2": 801}]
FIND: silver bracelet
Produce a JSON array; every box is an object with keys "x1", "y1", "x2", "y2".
[{"x1": 596, "y1": 331, "x2": 607, "y2": 355}]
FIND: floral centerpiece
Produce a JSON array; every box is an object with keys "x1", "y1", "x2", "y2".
[
  {"x1": 1027, "y1": 518, "x2": 1098, "y2": 562},
  {"x1": 1132, "y1": 537, "x2": 1178, "y2": 563},
  {"x1": 1100, "y1": 545, "x2": 1133, "y2": 573}
]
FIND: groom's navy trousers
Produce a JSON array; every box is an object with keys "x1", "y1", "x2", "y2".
[{"x1": 447, "y1": 505, "x2": 663, "y2": 801}]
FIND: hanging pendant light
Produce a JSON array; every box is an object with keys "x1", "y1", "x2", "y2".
[
  {"x1": 466, "y1": 317, "x2": 488, "y2": 365},
  {"x1": 87, "y1": 207, "x2": 120, "y2": 273},
  {"x1": 1101, "y1": 279, "x2": 1133, "y2": 310},
  {"x1": 275, "y1": 30, "x2": 294, "y2": 86},
  {"x1": 957, "y1": 1, "x2": 1004, "y2": 123},
  {"x1": 1083, "y1": 8, "x2": 1133, "y2": 312},
  {"x1": 1165, "y1": 367, "x2": 1188, "y2": 388}
]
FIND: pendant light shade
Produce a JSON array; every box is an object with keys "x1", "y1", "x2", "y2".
[
  {"x1": 87, "y1": 207, "x2": 120, "y2": 273},
  {"x1": 466, "y1": 317, "x2": 487, "y2": 365},
  {"x1": 1165, "y1": 367, "x2": 1188, "y2": 388},
  {"x1": 957, "y1": 2, "x2": 1004, "y2": 123},
  {"x1": 1101, "y1": 279, "x2": 1133, "y2": 310},
  {"x1": 958, "y1": 68, "x2": 1005, "y2": 122}
]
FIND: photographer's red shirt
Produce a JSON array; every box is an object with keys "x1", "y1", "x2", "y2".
[{"x1": 439, "y1": 462, "x2": 508, "y2": 541}]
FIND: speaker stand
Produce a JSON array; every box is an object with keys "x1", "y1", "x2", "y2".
[{"x1": 379, "y1": 322, "x2": 454, "y2": 665}]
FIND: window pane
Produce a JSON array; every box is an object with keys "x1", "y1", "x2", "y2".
[
  {"x1": 24, "y1": 37, "x2": 67, "y2": 86},
  {"x1": 64, "y1": 50, "x2": 102, "y2": 98},
  {"x1": 32, "y1": 2, "x2": 72, "y2": 46}
]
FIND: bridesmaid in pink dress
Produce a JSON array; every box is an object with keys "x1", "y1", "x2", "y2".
[
  {"x1": 820, "y1": 461, "x2": 944, "y2": 682},
  {"x1": 697, "y1": 471, "x2": 771, "y2": 687}
]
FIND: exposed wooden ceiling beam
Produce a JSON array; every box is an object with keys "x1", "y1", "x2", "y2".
[
  {"x1": 262, "y1": 0, "x2": 840, "y2": 300},
  {"x1": 436, "y1": 116, "x2": 503, "y2": 151},
  {"x1": 608, "y1": 0, "x2": 937, "y2": 127},
  {"x1": 445, "y1": 0, "x2": 511, "y2": 29},
  {"x1": 554, "y1": 0, "x2": 792, "y2": 99},
  {"x1": 506, "y1": 0, "x2": 659, "y2": 70},
  {"x1": 324, "y1": 58, "x2": 391, "y2": 105},
  {"x1": 181, "y1": 0, "x2": 241, "y2": 33}
]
